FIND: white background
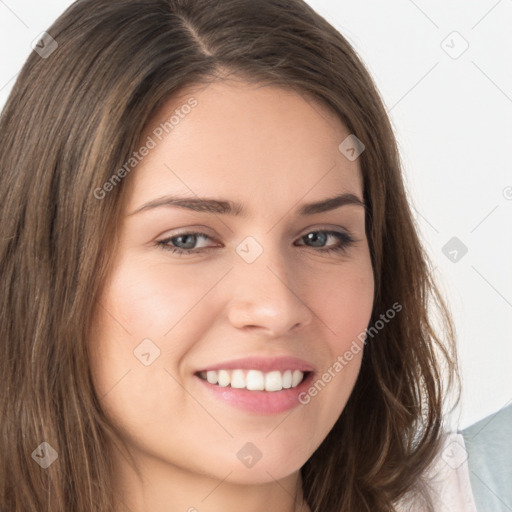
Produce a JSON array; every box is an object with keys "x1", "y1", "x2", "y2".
[{"x1": 1, "y1": 0, "x2": 511, "y2": 430}]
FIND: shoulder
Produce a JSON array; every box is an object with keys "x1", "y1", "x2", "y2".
[
  {"x1": 394, "y1": 430, "x2": 478, "y2": 512},
  {"x1": 462, "y1": 403, "x2": 512, "y2": 512}
]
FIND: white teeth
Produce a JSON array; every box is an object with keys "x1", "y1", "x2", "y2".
[
  {"x1": 282, "y1": 369, "x2": 292, "y2": 389},
  {"x1": 265, "y1": 371, "x2": 282, "y2": 392},
  {"x1": 198, "y1": 369, "x2": 306, "y2": 391},
  {"x1": 292, "y1": 369, "x2": 303, "y2": 387},
  {"x1": 217, "y1": 369, "x2": 230, "y2": 387},
  {"x1": 206, "y1": 370, "x2": 218, "y2": 384},
  {"x1": 230, "y1": 369, "x2": 246, "y2": 389},
  {"x1": 246, "y1": 370, "x2": 265, "y2": 390}
]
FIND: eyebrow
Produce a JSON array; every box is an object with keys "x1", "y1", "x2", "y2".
[{"x1": 128, "y1": 192, "x2": 366, "y2": 217}]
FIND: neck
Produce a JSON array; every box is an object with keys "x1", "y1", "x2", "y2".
[{"x1": 111, "y1": 446, "x2": 311, "y2": 512}]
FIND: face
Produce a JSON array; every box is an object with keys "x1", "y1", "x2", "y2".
[{"x1": 89, "y1": 78, "x2": 374, "y2": 493}]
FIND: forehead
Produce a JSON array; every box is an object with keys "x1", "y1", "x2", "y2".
[{"x1": 126, "y1": 79, "x2": 363, "y2": 214}]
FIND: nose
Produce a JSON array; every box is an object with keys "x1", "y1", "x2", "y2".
[{"x1": 226, "y1": 242, "x2": 313, "y2": 337}]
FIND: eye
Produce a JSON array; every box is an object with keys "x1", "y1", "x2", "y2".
[
  {"x1": 295, "y1": 230, "x2": 355, "y2": 254},
  {"x1": 156, "y1": 229, "x2": 356, "y2": 256},
  {"x1": 156, "y1": 231, "x2": 216, "y2": 255}
]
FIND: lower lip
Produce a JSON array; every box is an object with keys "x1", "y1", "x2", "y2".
[{"x1": 195, "y1": 372, "x2": 315, "y2": 415}]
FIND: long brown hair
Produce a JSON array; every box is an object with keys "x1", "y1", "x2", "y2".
[{"x1": 0, "y1": 0, "x2": 460, "y2": 510}]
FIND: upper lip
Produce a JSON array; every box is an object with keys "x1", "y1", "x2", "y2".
[{"x1": 196, "y1": 356, "x2": 316, "y2": 374}]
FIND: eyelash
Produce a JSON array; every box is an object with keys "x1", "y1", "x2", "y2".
[{"x1": 156, "y1": 229, "x2": 356, "y2": 256}]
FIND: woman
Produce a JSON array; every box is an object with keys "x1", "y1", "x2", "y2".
[{"x1": 0, "y1": 0, "x2": 474, "y2": 510}]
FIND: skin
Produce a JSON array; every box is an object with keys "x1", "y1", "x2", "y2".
[{"x1": 89, "y1": 77, "x2": 375, "y2": 512}]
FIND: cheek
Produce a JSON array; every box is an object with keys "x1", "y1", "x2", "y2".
[
  {"x1": 308, "y1": 257, "x2": 374, "y2": 350},
  {"x1": 88, "y1": 256, "x2": 201, "y2": 394},
  {"x1": 298, "y1": 257, "x2": 373, "y2": 416},
  {"x1": 88, "y1": 255, "x2": 230, "y2": 400},
  {"x1": 101, "y1": 255, "x2": 221, "y2": 336}
]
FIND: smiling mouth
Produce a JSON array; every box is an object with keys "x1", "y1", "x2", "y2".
[{"x1": 196, "y1": 369, "x2": 310, "y2": 392}]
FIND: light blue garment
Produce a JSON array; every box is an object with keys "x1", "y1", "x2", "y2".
[{"x1": 461, "y1": 402, "x2": 512, "y2": 512}]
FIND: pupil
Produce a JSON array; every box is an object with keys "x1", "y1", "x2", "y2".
[
  {"x1": 306, "y1": 232, "x2": 326, "y2": 247},
  {"x1": 176, "y1": 234, "x2": 196, "y2": 249}
]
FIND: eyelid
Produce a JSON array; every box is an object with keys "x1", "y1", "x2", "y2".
[
  {"x1": 296, "y1": 223, "x2": 352, "y2": 236},
  {"x1": 156, "y1": 225, "x2": 358, "y2": 257},
  {"x1": 156, "y1": 226, "x2": 218, "y2": 242},
  {"x1": 156, "y1": 224, "x2": 354, "y2": 243},
  {"x1": 157, "y1": 230, "x2": 219, "y2": 249}
]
